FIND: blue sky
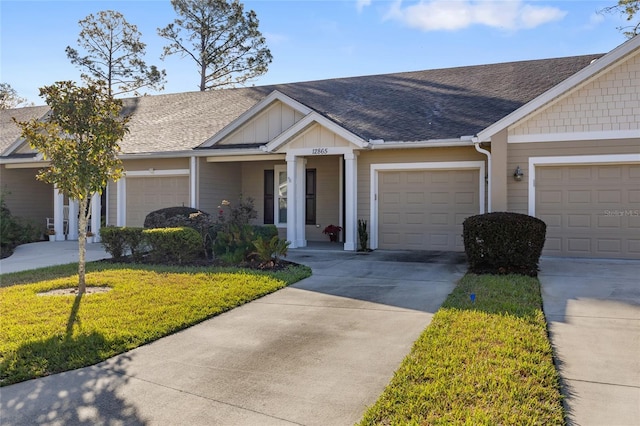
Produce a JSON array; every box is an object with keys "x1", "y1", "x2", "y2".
[{"x1": 0, "y1": 0, "x2": 632, "y2": 106}]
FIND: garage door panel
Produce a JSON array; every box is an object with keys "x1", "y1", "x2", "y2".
[
  {"x1": 536, "y1": 164, "x2": 639, "y2": 259},
  {"x1": 126, "y1": 176, "x2": 189, "y2": 227},
  {"x1": 378, "y1": 169, "x2": 479, "y2": 251}
]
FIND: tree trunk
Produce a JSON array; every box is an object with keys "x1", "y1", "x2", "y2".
[{"x1": 77, "y1": 196, "x2": 90, "y2": 294}]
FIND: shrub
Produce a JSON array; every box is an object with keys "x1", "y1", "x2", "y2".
[
  {"x1": 463, "y1": 212, "x2": 546, "y2": 276},
  {"x1": 252, "y1": 235, "x2": 290, "y2": 266},
  {"x1": 218, "y1": 196, "x2": 257, "y2": 228},
  {"x1": 252, "y1": 224, "x2": 279, "y2": 241},
  {"x1": 100, "y1": 227, "x2": 146, "y2": 260},
  {"x1": 213, "y1": 224, "x2": 255, "y2": 263},
  {"x1": 143, "y1": 227, "x2": 202, "y2": 264},
  {"x1": 358, "y1": 219, "x2": 369, "y2": 251},
  {"x1": 143, "y1": 206, "x2": 211, "y2": 229},
  {"x1": 0, "y1": 194, "x2": 40, "y2": 258}
]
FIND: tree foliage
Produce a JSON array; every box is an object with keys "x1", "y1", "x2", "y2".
[
  {"x1": 158, "y1": 0, "x2": 272, "y2": 91},
  {"x1": 14, "y1": 81, "x2": 129, "y2": 293},
  {"x1": 0, "y1": 83, "x2": 30, "y2": 110},
  {"x1": 66, "y1": 10, "x2": 166, "y2": 97},
  {"x1": 601, "y1": 0, "x2": 640, "y2": 38}
]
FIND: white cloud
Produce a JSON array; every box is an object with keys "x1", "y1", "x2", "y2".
[
  {"x1": 385, "y1": 0, "x2": 567, "y2": 31},
  {"x1": 357, "y1": 0, "x2": 372, "y2": 13},
  {"x1": 264, "y1": 32, "x2": 288, "y2": 44}
]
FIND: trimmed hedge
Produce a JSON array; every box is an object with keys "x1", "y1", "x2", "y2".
[
  {"x1": 143, "y1": 227, "x2": 202, "y2": 264},
  {"x1": 463, "y1": 212, "x2": 546, "y2": 276},
  {"x1": 143, "y1": 206, "x2": 212, "y2": 229}
]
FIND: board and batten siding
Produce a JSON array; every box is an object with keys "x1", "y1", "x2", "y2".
[
  {"x1": 511, "y1": 52, "x2": 640, "y2": 136},
  {"x1": 357, "y1": 147, "x2": 486, "y2": 221},
  {"x1": 285, "y1": 124, "x2": 353, "y2": 150},
  {"x1": 220, "y1": 101, "x2": 305, "y2": 146},
  {"x1": 198, "y1": 160, "x2": 242, "y2": 215},
  {"x1": 506, "y1": 139, "x2": 640, "y2": 213},
  {"x1": 0, "y1": 166, "x2": 53, "y2": 226}
]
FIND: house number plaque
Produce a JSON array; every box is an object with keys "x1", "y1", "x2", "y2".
[{"x1": 311, "y1": 148, "x2": 329, "y2": 155}]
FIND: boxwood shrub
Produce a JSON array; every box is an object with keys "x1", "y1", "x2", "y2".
[
  {"x1": 143, "y1": 227, "x2": 202, "y2": 265},
  {"x1": 100, "y1": 227, "x2": 146, "y2": 260},
  {"x1": 463, "y1": 212, "x2": 546, "y2": 276}
]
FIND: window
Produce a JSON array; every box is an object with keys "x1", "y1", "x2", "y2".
[
  {"x1": 306, "y1": 169, "x2": 316, "y2": 224},
  {"x1": 275, "y1": 165, "x2": 287, "y2": 226}
]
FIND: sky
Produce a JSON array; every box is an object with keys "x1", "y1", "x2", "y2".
[{"x1": 0, "y1": 0, "x2": 633, "y2": 106}]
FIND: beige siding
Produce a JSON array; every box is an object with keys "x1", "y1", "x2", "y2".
[
  {"x1": 506, "y1": 139, "x2": 640, "y2": 213},
  {"x1": 512, "y1": 52, "x2": 640, "y2": 135},
  {"x1": 107, "y1": 180, "x2": 117, "y2": 226},
  {"x1": 198, "y1": 160, "x2": 242, "y2": 215},
  {"x1": 15, "y1": 143, "x2": 37, "y2": 154},
  {"x1": 126, "y1": 176, "x2": 189, "y2": 227},
  {"x1": 286, "y1": 124, "x2": 353, "y2": 150},
  {"x1": 0, "y1": 166, "x2": 52, "y2": 229},
  {"x1": 222, "y1": 101, "x2": 305, "y2": 145},
  {"x1": 357, "y1": 147, "x2": 486, "y2": 222},
  {"x1": 305, "y1": 156, "x2": 341, "y2": 241},
  {"x1": 122, "y1": 158, "x2": 189, "y2": 171},
  {"x1": 240, "y1": 160, "x2": 285, "y2": 225}
]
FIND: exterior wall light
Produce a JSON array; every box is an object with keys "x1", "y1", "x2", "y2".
[{"x1": 513, "y1": 165, "x2": 524, "y2": 181}]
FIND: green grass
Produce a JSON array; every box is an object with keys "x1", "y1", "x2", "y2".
[
  {"x1": 359, "y1": 274, "x2": 564, "y2": 425},
  {"x1": 0, "y1": 262, "x2": 311, "y2": 386}
]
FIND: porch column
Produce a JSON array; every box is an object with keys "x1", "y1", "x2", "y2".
[
  {"x1": 91, "y1": 192, "x2": 101, "y2": 243},
  {"x1": 53, "y1": 186, "x2": 65, "y2": 241},
  {"x1": 68, "y1": 199, "x2": 79, "y2": 241},
  {"x1": 286, "y1": 154, "x2": 298, "y2": 248},
  {"x1": 116, "y1": 178, "x2": 126, "y2": 226},
  {"x1": 344, "y1": 152, "x2": 357, "y2": 251}
]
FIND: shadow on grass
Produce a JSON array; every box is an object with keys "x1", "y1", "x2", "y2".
[{"x1": 0, "y1": 294, "x2": 146, "y2": 425}]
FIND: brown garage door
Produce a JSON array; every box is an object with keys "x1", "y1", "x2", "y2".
[
  {"x1": 536, "y1": 164, "x2": 640, "y2": 259},
  {"x1": 126, "y1": 176, "x2": 190, "y2": 227},
  {"x1": 378, "y1": 169, "x2": 480, "y2": 251}
]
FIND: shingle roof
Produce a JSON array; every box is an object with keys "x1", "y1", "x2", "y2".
[
  {"x1": 0, "y1": 54, "x2": 602, "y2": 156},
  {"x1": 0, "y1": 105, "x2": 50, "y2": 155}
]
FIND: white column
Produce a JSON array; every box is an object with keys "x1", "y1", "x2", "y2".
[
  {"x1": 116, "y1": 177, "x2": 126, "y2": 226},
  {"x1": 295, "y1": 158, "x2": 306, "y2": 248},
  {"x1": 91, "y1": 192, "x2": 101, "y2": 243},
  {"x1": 68, "y1": 199, "x2": 79, "y2": 241},
  {"x1": 286, "y1": 154, "x2": 297, "y2": 248},
  {"x1": 190, "y1": 156, "x2": 198, "y2": 208},
  {"x1": 343, "y1": 152, "x2": 357, "y2": 251},
  {"x1": 53, "y1": 186, "x2": 65, "y2": 241}
]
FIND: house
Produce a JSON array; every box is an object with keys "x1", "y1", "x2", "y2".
[{"x1": 1, "y1": 36, "x2": 638, "y2": 259}]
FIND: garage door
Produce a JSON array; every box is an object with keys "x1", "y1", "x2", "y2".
[
  {"x1": 536, "y1": 164, "x2": 640, "y2": 259},
  {"x1": 126, "y1": 177, "x2": 190, "y2": 227},
  {"x1": 378, "y1": 169, "x2": 480, "y2": 251}
]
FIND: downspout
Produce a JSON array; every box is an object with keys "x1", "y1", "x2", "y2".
[{"x1": 472, "y1": 137, "x2": 492, "y2": 213}]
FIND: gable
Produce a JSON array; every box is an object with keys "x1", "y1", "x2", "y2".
[
  {"x1": 218, "y1": 100, "x2": 306, "y2": 146},
  {"x1": 277, "y1": 123, "x2": 355, "y2": 152},
  {"x1": 509, "y1": 50, "x2": 639, "y2": 140}
]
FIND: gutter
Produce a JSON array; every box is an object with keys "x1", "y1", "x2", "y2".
[
  {"x1": 368, "y1": 137, "x2": 475, "y2": 149},
  {"x1": 472, "y1": 137, "x2": 491, "y2": 212}
]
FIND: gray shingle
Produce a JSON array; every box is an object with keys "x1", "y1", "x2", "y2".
[{"x1": 0, "y1": 54, "x2": 602, "y2": 156}]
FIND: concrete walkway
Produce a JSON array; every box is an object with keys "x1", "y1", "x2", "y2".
[
  {"x1": 0, "y1": 240, "x2": 111, "y2": 276},
  {"x1": 0, "y1": 249, "x2": 466, "y2": 425},
  {"x1": 539, "y1": 257, "x2": 640, "y2": 426}
]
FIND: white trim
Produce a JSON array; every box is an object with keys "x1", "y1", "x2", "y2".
[
  {"x1": 91, "y1": 192, "x2": 101, "y2": 243},
  {"x1": 344, "y1": 152, "x2": 358, "y2": 251},
  {"x1": 370, "y1": 161, "x2": 485, "y2": 249},
  {"x1": 3, "y1": 161, "x2": 49, "y2": 168},
  {"x1": 274, "y1": 164, "x2": 288, "y2": 228},
  {"x1": 264, "y1": 112, "x2": 368, "y2": 152},
  {"x1": 510, "y1": 129, "x2": 640, "y2": 144},
  {"x1": 477, "y1": 36, "x2": 640, "y2": 142},
  {"x1": 200, "y1": 90, "x2": 313, "y2": 148},
  {"x1": 124, "y1": 169, "x2": 189, "y2": 177},
  {"x1": 528, "y1": 153, "x2": 640, "y2": 216},
  {"x1": 116, "y1": 178, "x2": 126, "y2": 226},
  {"x1": 206, "y1": 154, "x2": 285, "y2": 162}
]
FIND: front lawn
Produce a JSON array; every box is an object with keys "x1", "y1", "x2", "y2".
[
  {"x1": 0, "y1": 262, "x2": 311, "y2": 387},
  {"x1": 359, "y1": 274, "x2": 564, "y2": 425}
]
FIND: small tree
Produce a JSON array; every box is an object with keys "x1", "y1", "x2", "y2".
[
  {"x1": 66, "y1": 10, "x2": 166, "y2": 97},
  {"x1": 15, "y1": 80, "x2": 129, "y2": 293},
  {"x1": 158, "y1": 0, "x2": 272, "y2": 91}
]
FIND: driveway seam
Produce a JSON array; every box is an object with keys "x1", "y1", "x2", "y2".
[
  {"x1": 253, "y1": 300, "x2": 431, "y2": 314},
  {"x1": 564, "y1": 378, "x2": 640, "y2": 389}
]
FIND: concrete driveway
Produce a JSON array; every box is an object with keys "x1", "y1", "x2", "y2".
[
  {"x1": 539, "y1": 257, "x2": 640, "y2": 426},
  {"x1": 0, "y1": 249, "x2": 466, "y2": 425}
]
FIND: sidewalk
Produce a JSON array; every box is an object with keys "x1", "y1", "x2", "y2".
[{"x1": 0, "y1": 240, "x2": 111, "y2": 275}]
